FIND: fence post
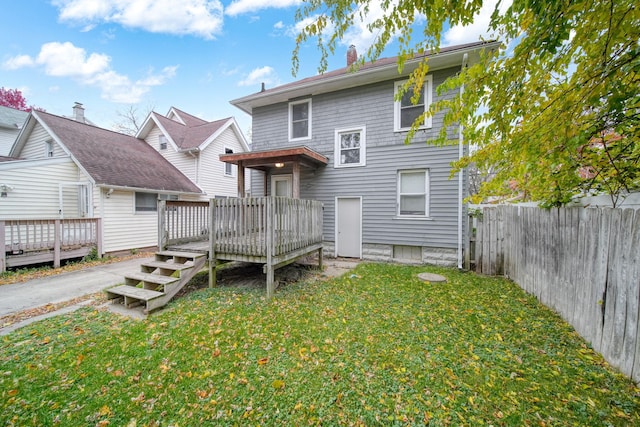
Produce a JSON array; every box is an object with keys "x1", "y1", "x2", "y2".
[
  {"x1": 158, "y1": 200, "x2": 166, "y2": 251},
  {"x1": 95, "y1": 218, "x2": 103, "y2": 257},
  {"x1": 54, "y1": 219, "x2": 61, "y2": 268},
  {"x1": 208, "y1": 199, "x2": 217, "y2": 289},
  {"x1": 266, "y1": 197, "x2": 275, "y2": 298},
  {"x1": 0, "y1": 221, "x2": 5, "y2": 273}
]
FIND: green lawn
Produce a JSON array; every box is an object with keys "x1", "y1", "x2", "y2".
[{"x1": 1, "y1": 263, "x2": 639, "y2": 426}]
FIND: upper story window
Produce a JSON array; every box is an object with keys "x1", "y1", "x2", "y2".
[
  {"x1": 394, "y1": 77, "x2": 432, "y2": 132},
  {"x1": 45, "y1": 140, "x2": 54, "y2": 158},
  {"x1": 135, "y1": 192, "x2": 157, "y2": 213},
  {"x1": 159, "y1": 135, "x2": 168, "y2": 150},
  {"x1": 289, "y1": 99, "x2": 312, "y2": 141},
  {"x1": 398, "y1": 169, "x2": 429, "y2": 217},
  {"x1": 224, "y1": 148, "x2": 234, "y2": 176},
  {"x1": 334, "y1": 126, "x2": 366, "y2": 168}
]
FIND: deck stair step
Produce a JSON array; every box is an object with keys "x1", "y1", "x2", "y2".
[
  {"x1": 106, "y1": 285, "x2": 164, "y2": 308},
  {"x1": 106, "y1": 250, "x2": 208, "y2": 314}
]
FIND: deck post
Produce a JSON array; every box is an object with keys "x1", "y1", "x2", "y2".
[
  {"x1": 266, "y1": 197, "x2": 275, "y2": 297},
  {"x1": 292, "y1": 162, "x2": 300, "y2": 199},
  {"x1": 0, "y1": 221, "x2": 6, "y2": 273},
  {"x1": 54, "y1": 219, "x2": 61, "y2": 268},
  {"x1": 238, "y1": 162, "x2": 245, "y2": 197},
  {"x1": 95, "y1": 218, "x2": 103, "y2": 257},
  {"x1": 208, "y1": 198, "x2": 217, "y2": 288},
  {"x1": 317, "y1": 247, "x2": 323, "y2": 271},
  {"x1": 158, "y1": 200, "x2": 166, "y2": 251}
]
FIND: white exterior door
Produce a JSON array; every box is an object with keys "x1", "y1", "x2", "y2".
[
  {"x1": 271, "y1": 174, "x2": 292, "y2": 197},
  {"x1": 336, "y1": 197, "x2": 361, "y2": 258}
]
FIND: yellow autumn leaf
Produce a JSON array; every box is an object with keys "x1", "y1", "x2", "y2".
[
  {"x1": 272, "y1": 379, "x2": 285, "y2": 389},
  {"x1": 98, "y1": 405, "x2": 112, "y2": 416},
  {"x1": 258, "y1": 357, "x2": 269, "y2": 365}
]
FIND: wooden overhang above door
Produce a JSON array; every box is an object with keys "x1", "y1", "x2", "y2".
[{"x1": 219, "y1": 146, "x2": 328, "y2": 172}]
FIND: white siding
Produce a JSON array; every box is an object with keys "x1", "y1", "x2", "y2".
[
  {"x1": 0, "y1": 159, "x2": 85, "y2": 219},
  {"x1": 0, "y1": 128, "x2": 20, "y2": 156},
  {"x1": 198, "y1": 127, "x2": 247, "y2": 198},
  {"x1": 100, "y1": 190, "x2": 158, "y2": 253},
  {"x1": 143, "y1": 127, "x2": 196, "y2": 181},
  {"x1": 19, "y1": 123, "x2": 65, "y2": 159}
]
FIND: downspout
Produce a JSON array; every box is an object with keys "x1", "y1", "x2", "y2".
[{"x1": 458, "y1": 53, "x2": 468, "y2": 269}]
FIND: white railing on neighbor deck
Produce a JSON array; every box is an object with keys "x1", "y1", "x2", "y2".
[{"x1": 1, "y1": 218, "x2": 102, "y2": 272}]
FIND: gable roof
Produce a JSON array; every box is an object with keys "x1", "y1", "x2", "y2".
[
  {"x1": 0, "y1": 105, "x2": 29, "y2": 130},
  {"x1": 13, "y1": 111, "x2": 202, "y2": 194},
  {"x1": 230, "y1": 40, "x2": 501, "y2": 115},
  {"x1": 137, "y1": 108, "x2": 250, "y2": 153}
]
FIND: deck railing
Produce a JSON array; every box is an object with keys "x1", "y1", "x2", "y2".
[
  {"x1": 211, "y1": 197, "x2": 323, "y2": 257},
  {"x1": 158, "y1": 200, "x2": 210, "y2": 249},
  {"x1": 1, "y1": 218, "x2": 102, "y2": 272},
  {"x1": 159, "y1": 197, "x2": 324, "y2": 257}
]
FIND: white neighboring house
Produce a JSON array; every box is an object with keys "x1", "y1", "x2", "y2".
[
  {"x1": 1, "y1": 105, "x2": 250, "y2": 255},
  {"x1": 136, "y1": 107, "x2": 250, "y2": 199},
  {"x1": 0, "y1": 105, "x2": 28, "y2": 156}
]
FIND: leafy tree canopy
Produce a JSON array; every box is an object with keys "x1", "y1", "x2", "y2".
[
  {"x1": 294, "y1": 0, "x2": 639, "y2": 207},
  {"x1": 0, "y1": 87, "x2": 42, "y2": 113}
]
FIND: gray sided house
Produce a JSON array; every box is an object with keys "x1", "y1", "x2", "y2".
[{"x1": 229, "y1": 41, "x2": 500, "y2": 266}]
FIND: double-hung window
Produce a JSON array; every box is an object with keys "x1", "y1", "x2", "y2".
[
  {"x1": 394, "y1": 77, "x2": 432, "y2": 132},
  {"x1": 289, "y1": 99, "x2": 311, "y2": 141},
  {"x1": 45, "y1": 140, "x2": 54, "y2": 158},
  {"x1": 334, "y1": 126, "x2": 366, "y2": 168},
  {"x1": 224, "y1": 148, "x2": 234, "y2": 176},
  {"x1": 398, "y1": 170, "x2": 429, "y2": 217}
]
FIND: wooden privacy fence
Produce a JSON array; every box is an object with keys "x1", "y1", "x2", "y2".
[
  {"x1": 474, "y1": 205, "x2": 640, "y2": 382},
  {"x1": 1, "y1": 218, "x2": 102, "y2": 272}
]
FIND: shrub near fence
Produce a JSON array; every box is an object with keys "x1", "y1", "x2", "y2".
[{"x1": 474, "y1": 206, "x2": 640, "y2": 382}]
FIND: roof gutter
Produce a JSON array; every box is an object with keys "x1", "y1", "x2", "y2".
[{"x1": 96, "y1": 184, "x2": 202, "y2": 196}]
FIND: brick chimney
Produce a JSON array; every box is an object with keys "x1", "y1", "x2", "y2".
[
  {"x1": 73, "y1": 102, "x2": 85, "y2": 123},
  {"x1": 347, "y1": 45, "x2": 357, "y2": 67}
]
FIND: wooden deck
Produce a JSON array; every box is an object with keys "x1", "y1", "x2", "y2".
[
  {"x1": 159, "y1": 197, "x2": 323, "y2": 297},
  {"x1": 1, "y1": 218, "x2": 102, "y2": 272}
]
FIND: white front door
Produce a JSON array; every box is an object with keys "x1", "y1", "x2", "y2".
[
  {"x1": 336, "y1": 197, "x2": 362, "y2": 258},
  {"x1": 271, "y1": 174, "x2": 292, "y2": 197}
]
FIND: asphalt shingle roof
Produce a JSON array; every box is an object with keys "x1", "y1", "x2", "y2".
[
  {"x1": 154, "y1": 112, "x2": 231, "y2": 151},
  {"x1": 36, "y1": 111, "x2": 202, "y2": 194}
]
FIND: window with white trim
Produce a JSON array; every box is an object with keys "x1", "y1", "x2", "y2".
[
  {"x1": 394, "y1": 77, "x2": 432, "y2": 132},
  {"x1": 224, "y1": 148, "x2": 234, "y2": 176},
  {"x1": 159, "y1": 135, "x2": 167, "y2": 150},
  {"x1": 135, "y1": 192, "x2": 158, "y2": 212},
  {"x1": 289, "y1": 99, "x2": 311, "y2": 141},
  {"x1": 45, "y1": 140, "x2": 54, "y2": 158},
  {"x1": 334, "y1": 126, "x2": 366, "y2": 167},
  {"x1": 398, "y1": 170, "x2": 429, "y2": 217}
]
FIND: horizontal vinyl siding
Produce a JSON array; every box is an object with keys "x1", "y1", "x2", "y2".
[
  {"x1": 145, "y1": 127, "x2": 196, "y2": 181},
  {"x1": 101, "y1": 190, "x2": 158, "y2": 253},
  {"x1": 20, "y1": 123, "x2": 65, "y2": 159},
  {"x1": 198, "y1": 127, "x2": 245, "y2": 198},
  {"x1": 0, "y1": 160, "x2": 85, "y2": 219},
  {"x1": 251, "y1": 66, "x2": 463, "y2": 248},
  {"x1": 0, "y1": 129, "x2": 19, "y2": 156}
]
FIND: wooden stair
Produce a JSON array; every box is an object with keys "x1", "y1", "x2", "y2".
[{"x1": 105, "y1": 251, "x2": 207, "y2": 314}]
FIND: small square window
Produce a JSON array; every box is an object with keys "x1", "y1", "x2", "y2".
[
  {"x1": 135, "y1": 192, "x2": 158, "y2": 212},
  {"x1": 334, "y1": 126, "x2": 366, "y2": 168},
  {"x1": 159, "y1": 135, "x2": 167, "y2": 150},
  {"x1": 289, "y1": 99, "x2": 311, "y2": 141},
  {"x1": 394, "y1": 77, "x2": 432, "y2": 132},
  {"x1": 398, "y1": 170, "x2": 429, "y2": 217}
]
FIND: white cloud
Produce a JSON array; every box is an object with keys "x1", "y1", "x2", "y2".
[
  {"x1": 443, "y1": 0, "x2": 511, "y2": 46},
  {"x1": 238, "y1": 66, "x2": 278, "y2": 87},
  {"x1": 273, "y1": 21, "x2": 284, "y2": 30},
  {"x1": 4, "y1": 42, "x2": 177, "y2": 103},
  {"x1": 53, "y1": 0, "x2": 224, "y2": 39},
  {"x1": 2, "y1": 54, "x2": 35, "y2": 70},
  {"x1": 225, "y1": 0, "x2": 300, "y2": 17}
]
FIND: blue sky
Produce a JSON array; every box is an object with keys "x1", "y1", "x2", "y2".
[{"x1": 0, "y1": 0, "x2": 502, "y2": 136}]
